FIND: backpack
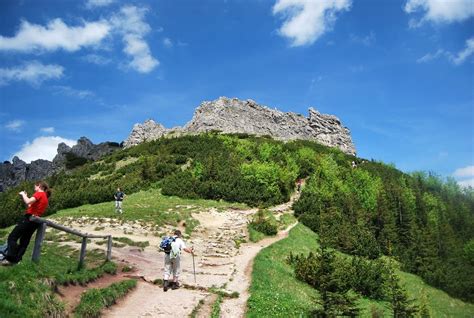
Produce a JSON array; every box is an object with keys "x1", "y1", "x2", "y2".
[{"x1": 159, "y1": 236, "x2": 175, "y2": 254}]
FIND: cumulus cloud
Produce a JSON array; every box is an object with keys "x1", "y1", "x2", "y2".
[
  {"x1": 14, "y1": 136, "x2": 77, "y2": 163},
  {"x1": 454, "y1": 165, "x2": 474, "y2": 178},
  {"x1": 0, "y1": 61, "x2": 63, "y2": 86},
  {"x1": 417, "y1": 38, "x2": 474, "y2": 65},
  {"x1": 5, "y1": 120, "x2": 25, "y2": 132},
  {"x1": 40, "y1": 127, "x2": 55, "y2": 133},
  {"x1": 458, "y1": 179, "x2": 474, "y2": 188},
  {"x1": 453, "y1": 165, "x2": 474, "y2": 188},
  {"x1": 86, "y1": 0, "x2": 114, "y2": 9},
  {"x1": 111, "y1": 6, "x2": 159, "y2": 73},
  {"x1": 0, "y1": 18, "x2": 111, "y2": 52},
  {"x1": 51, "y1": 85, "x2": 95, "y2": 99},
  {"x1": 272, "y1": 0, "x2": 352, "y2": 47},
  {"x1": 405, "y1": 0, "x2": 474, "y2": 25}
]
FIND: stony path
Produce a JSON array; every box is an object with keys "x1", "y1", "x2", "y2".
[{"x1": 57, "y1": 191, "x2": 301, "y2": 317}]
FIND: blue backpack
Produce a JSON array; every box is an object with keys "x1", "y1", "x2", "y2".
[{"x1": 159, "y1": 236, "x2": 175, "y2": 254}]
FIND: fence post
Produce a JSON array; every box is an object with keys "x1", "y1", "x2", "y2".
[
  {"x1": 32, "y1": 223, "x2": 47, "y2": 263},
  {"x1": 106, "y1": 235, "x2": 113, "y2": 261},
  {"x1": 78, "y1": 236, "x2": 88, "y2": 270}
]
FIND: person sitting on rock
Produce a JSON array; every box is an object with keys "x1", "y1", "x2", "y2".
[{"x1": 163, "y1": 230, "x2": 194, "y2": 291}]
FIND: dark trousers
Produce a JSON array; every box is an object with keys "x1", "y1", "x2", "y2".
[{"x1": 6, "y1": 215, "x2": 39, "y2": 263}]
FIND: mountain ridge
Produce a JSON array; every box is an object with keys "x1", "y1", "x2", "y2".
[{"x1": 123, "y1": 97, "x2": 356, "y2": 155}]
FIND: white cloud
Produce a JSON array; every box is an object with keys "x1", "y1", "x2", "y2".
[
  {"x1": 5, "y1": 120, "x2": 25, "y2": 132},
  {"x1": 111, "y1": 6, "x2": 159, "y2": 73},
  {"x1": 416, "y1": 49, "x2": 447, "y2": 63},
  {"x1": 51, "y1": 85, "x2": 95, "y2": 99},
  {"x1": 0, "y1": 18, "x2": 111, "y2": 52},
  {"x1": 453, "y1": 165, "x2": 474, "y2": 178},
  {"x1": 453, "y1": 165, "x2": 474, "y2": 188},
  {"x1": 417, "y1": 38, "x2": 474, "y2": 65},
  {"x1": 40, "y1": 127, "x2": 55, "y2": 133},
  {"x1": 82, "y1": 53, "x2": 112, "y2": 65},
  {"x1": 86, "y1": 0, "x2": 114, "y2": 9},
  {"x1": 163, "y1": 37, "x2": 173, "y2": 48},
  {"x1": 404, "y1": 0, "x2": 474, "y2": 25},
  {"x1": 451, "y1": 37, "x2": 474, "y2": 65},
  {"x1": 14, "y1": 136, "x2": 76, "y2": 163},
  {"x1": 272, "y1": 0, "x2": 352, "y2": 47},
  {"x1": 458, "y1": 178, "x2": 474, "y2": 188},
  {"x1": 0, "y1": 61, "x2": 63, "y2": 86}
]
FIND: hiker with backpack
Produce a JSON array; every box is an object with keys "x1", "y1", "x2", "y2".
[
  {"x1": 160, "y1": 229, "x2": 194, "y2": 291},
  {"x1": 0, "y1": 181, "x2": 51, "y2": 265},
  {"x1": 114, "y1": 187, "x2": 126, "y2": 214}
]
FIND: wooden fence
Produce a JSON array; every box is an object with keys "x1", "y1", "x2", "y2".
[{"x1": 30, "y1": 216, "x2": 112, "y2": 269}]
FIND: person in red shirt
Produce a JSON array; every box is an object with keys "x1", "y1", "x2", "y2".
[{"x1": 2, "y1": 181, "x2": 51, "y2": 265}]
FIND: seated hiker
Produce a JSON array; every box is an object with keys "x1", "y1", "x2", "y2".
[
  {"x1": 1, "y1": 181, "x2": 51, "y2": 265},
  {"x1": 162, "y1": 229, "x2": 194, "y2": 291}
]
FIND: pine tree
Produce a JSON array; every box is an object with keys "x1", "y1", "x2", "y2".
[{"x1": 386, "y1": 262, "x2": 418, "y2": 317}]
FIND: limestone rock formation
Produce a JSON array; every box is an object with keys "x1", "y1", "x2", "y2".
[
  {"x1": 123, "y1": 97, "x2": 356, "y2": 155},
  {"x1": 122, "y1": 120, "x2": 169, "y2": 148},
  {"x1": 0, "y1": 137, "x2": 120, "y2": 192}
]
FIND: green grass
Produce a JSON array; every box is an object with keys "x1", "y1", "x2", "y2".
[
  {"x1": 247, "y1": 223, "x2": 474, "y2": 317},
  {"x1": 52, "y1": 188, "x2": 248, "y2": 232},
  {"x1": 247, "y1": 224, "x2": 320, "y2": 317},
  {"x1": 74, "y1": 279, "x2": 137, "y2": 318},
  {"x1": 400, "y1": 271, "x2": 474, "y2": 318},
  {"x1": 0, "y1": 242, "x2": 117, "y2": 318},
  {"x1": 113, "y1": 236, "x2": 149, "y2": 248},
  {"x1": 211, "y1": 294, "x2": 223, "y2": 318}
]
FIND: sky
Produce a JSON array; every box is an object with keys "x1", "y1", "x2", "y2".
[{"x1": 0, "y1": 0, "x2": 473, "y2": 187}]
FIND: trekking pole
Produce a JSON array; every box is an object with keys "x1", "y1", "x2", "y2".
[{"x1": 192, "y1": 248, "x2": 196, "y2": 283}]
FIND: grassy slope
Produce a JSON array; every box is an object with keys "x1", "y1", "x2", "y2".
[
  {"x1": 52, "y1": 188, "x2": 247, "y2": 231},
  {"x1": 247, "y1": 224, "x2": 474, "y2": 317},
  {"x1": 0, "y1": 189, "x2": 247, "y2": 317}
]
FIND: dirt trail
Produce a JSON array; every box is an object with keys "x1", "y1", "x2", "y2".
[{"x1": 57, "y1": 189, "x2": 302, "y2": 317}]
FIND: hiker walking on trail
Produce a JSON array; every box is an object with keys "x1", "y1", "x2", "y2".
[
  {"x1": 163, "y1": 230, "x2": 194, "y2": 292},
  {"x1": 114, "y1": 187, "x2": 126, "y2": 214},
  {"x1": 1, "y1": 181, "x2": 51, "y2": 265}
]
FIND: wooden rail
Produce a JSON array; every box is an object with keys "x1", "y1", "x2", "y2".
[{"x1": 30, "y1": 216, "x2": 112, "y2": 269}]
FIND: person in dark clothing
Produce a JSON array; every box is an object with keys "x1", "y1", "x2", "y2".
[
  {"x1": 114, "y1": 187, "x2": 126, "y2": 214},
  {"x1": 1, "y1": 181, "x2": 51, "y2": 265}
]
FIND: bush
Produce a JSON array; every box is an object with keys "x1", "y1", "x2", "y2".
[{"x1": 249, "y1": 210, "x2": 278, "y2": 236}]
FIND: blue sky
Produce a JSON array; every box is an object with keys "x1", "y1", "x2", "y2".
[{"x1": 0, "y1": 0, "x2": 473, "y2": 186}]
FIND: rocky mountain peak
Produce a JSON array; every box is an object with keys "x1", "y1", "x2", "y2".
[{"x1": 124, "y1": 97, "x2": 356, "y2": 156}]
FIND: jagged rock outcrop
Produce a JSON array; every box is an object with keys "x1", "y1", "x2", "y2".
[
  {"x1": 52, "y1": 137, "x2": 120, "y2": 171},
  {"x1": 122, "y1": 120, "x2": 169, "y2": 148},
  {"x1": 0, "y1": 137, "x2": 120, "y2": 192},
  {"x1": 123, "y1": 97, "x2": 356, "y2": 155}
]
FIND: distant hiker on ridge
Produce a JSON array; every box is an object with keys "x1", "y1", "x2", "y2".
[
  {"x1": 1, "y1": 181, "x2": 51, "y2": 265},
  {"x1": 162, "y1": 230, "x2": 194, "y2": 292},
  {"x1": 114, "y1": 187, "x2": 126, "y2": 214}
]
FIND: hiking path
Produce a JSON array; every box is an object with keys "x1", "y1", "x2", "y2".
[{"x1": 57, "y1": 188, "x2": 302, "y2": 317}]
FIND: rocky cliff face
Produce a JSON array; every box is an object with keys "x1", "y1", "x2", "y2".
[
  {"x1": 123, "y1": 97, "x2": 356, "y2": 155},
  {"x1": 0, "y1": 137, "x2": 120, "y2": 192}
]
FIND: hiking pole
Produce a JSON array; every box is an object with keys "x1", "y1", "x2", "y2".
[{"x1": 192, "y1": 249, "x2": 196, "y2": 283}]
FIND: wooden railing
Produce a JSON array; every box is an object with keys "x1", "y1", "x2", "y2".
[{"x1": 30, "y1": 216, "x2": 112, "y2": 269}]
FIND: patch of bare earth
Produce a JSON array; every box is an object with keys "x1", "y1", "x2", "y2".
[{"x1": 53, "y1": 191, "x2": 301, "y2": 317}]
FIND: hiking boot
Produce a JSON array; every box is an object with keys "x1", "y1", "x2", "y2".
[
  {"x1": 171, "y1": 282, "x2": 180, "y2": 290},
  {"x1": 163, "y1": 280, "x2": 169, "y2": 292},
  {"x1": 0, "y1": 259, "x2": 12, "y2": 266}
]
